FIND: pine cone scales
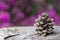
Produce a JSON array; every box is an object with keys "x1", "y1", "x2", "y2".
[{"x1": 34, "y1": 12, "x2": 54, "y2": 36}]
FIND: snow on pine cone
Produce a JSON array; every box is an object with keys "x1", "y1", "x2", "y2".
[{"x1": 34, "y1": 12, "x2": 54, "y2": 36}]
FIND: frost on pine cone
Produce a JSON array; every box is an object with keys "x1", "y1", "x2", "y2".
[{"x1": 34, "y1": 12, "x2": 54, "y2": 36}]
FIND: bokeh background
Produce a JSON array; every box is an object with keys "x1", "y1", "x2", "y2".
[{"x1": 0, "y1": 0, "x2": 60, "y2": 28}]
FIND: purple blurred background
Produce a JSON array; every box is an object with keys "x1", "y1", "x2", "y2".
[{"x1": 0, "y1": 0, "x2": 60, "y2": 28}]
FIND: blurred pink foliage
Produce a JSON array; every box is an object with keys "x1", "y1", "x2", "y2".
[
  {"x1": 0, "y1": 11, "x2": 13, "y2": 28},
  {"x1": 0, "y1": 0, "x2": 60, "y2": 27}
]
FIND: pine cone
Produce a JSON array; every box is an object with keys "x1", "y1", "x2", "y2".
[{"x1": 34, "y1": 12, "x2": 54, "y2": 36}]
